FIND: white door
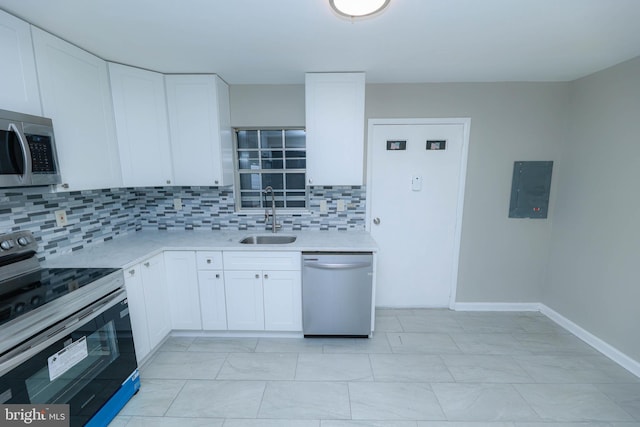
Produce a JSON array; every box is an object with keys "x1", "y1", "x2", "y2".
[{"x1": 368, "y1": 119, "x2": 469, "y2": 307}]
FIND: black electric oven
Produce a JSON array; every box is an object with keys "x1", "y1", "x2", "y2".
[
  {"x1": 0, "y1": 231, "x2": 140, "y2": 427},
  {"x1": 0, "y1": 288, "x2": 138, "y2": 427}
]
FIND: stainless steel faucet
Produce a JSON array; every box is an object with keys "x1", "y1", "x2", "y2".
[{"x1": 263, "y1": 186, "x2": 280, "y2": 233}]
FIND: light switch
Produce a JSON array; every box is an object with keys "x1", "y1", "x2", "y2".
[
  {"x1": 173, "y1": 198, "x2": 182, "y2": 211},
  {"x1": 319, "y1": 200, "x2": 328, "y2": 213},
  {"x1": 337, "y1": 200, "x2": 346, "y2": 212},
  {"x1": 412, "y1": 176, "x2": 423, "y2": 191}
]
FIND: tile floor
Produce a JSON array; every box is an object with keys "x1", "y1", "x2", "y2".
[{"x1": 111, "y1": 309, "x2": 640, "y2": 426}]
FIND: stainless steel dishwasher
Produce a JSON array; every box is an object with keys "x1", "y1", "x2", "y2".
[{"x1": 302, "y1": 252, "x2": 373, "y2": 337}]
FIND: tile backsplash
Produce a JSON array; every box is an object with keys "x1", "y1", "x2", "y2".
[{"x1": 0, "y1": 186, "x2": 365, "y2": 261}]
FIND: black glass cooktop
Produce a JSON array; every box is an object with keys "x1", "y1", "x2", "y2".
[{"x1": 0, "y1": 267, "x2": 119, "y2": 326}]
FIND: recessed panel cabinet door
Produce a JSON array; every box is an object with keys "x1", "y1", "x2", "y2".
[
  {"x1": 165, "y1": 75, "x2": 233, "y2": 186},
  {"x1": 224, "y1": 270, "x2": 265, "y2": 330},
  {"x1": 198, "y1": 270, "x2": 227, "y2": 330},
  {"x1": 109, "y1": 63, "x2": 173, "y2": 187},
  {"x1": 32, "y1": 27, "x2": 122, "y2": 191},
  {"x1": 123, "y1": 266, "x2": 151, "y2": 363},
  {"x1": 140, "y1": 253, "x2": 171, "y2": 348},
  {"x1": 263, "y1": 270, "x2": 301, "y2": 331},
  {"x1": 305, "y1": 72, "x2": 365, "y2": 186},
  {"x1": 0, "y1": 10, "x2": 41, "y2": 115},
  {"x1": 165, "y1": 251, "x2": 201, "y2": 330}
]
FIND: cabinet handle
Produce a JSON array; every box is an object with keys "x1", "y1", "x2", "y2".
[
  {"x1": 206, "y1": 259, "x2": 212, "y2": 264},
  {"x1": 255, "y1": 274, "x2": 260, "y2": 279},
  {"x1": 215, "y1": 273, "x2": 220, "y2": 279},
  {"x1": 143, "y1": 262, "x2": 150, "y2": 268},
  {"x1": 61, "y1": 183, "x2": 69, "y2": 189},
  {"x1": 128, "y1": 269, "x2": 135, "y2": 276},
  {"x1": 214, "y1": 180, "x2": 219, "y2": 185},
  {"x1": 264, "y1": 274, "x2": 269, "y2": 279}
]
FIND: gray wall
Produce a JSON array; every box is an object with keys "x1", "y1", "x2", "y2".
[
  {"x1": 544, "y1": 57, "x2": 640, "y2": 362},
  {"x1": 230, "y1": 81, "x2": 571, "y2": 304},
  {"x1": 230, "y1": 84, "x2": 305, "y2": 127},
  {"x1": 365, "y1": 83, "x2": 569, "y2": 303}
]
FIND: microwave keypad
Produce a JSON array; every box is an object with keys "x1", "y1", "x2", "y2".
[{"x1": 27, "y1": 137, "x2": 56, "y2": 173}]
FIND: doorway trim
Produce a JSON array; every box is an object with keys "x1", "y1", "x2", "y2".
[{"x1": 365, "y1": 118, "x2": 471, "y2": 308}]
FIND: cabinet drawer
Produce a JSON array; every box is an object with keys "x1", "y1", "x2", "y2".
[
  {"x1": 197, "y1": 251, "x2": 223, "y2": 270},
  {"x1": 223, "y1": 251, "x2": 300, "y2": 271}
]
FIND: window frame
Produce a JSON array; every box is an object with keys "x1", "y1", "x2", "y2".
[{"x1": 232, "y1": 127, "x2": 308, "y2": 213}]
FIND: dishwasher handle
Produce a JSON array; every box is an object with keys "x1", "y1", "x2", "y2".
[{"x1": 303, "y1": 259, "x2": 371, "y2": 270}]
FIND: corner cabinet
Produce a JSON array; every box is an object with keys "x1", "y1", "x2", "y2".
[
  {"x1": 165, "y1": 75, "x2": 234, "y2": 186},
  {"x1": 0, "y1": 10, "x2": 41, "y2": 115},
  {"x1": 305, "y1": 72, "x2": 366, "y2": 186},
  {"x1": 31, "y1": 27, "x2": 122, "y2": 191},
  {"x1": 124, "y1": 253, "x2": 171, "y2": 362},
  {"x1": 108, "y1": 63, "x2": 173, "y2": 187},
  {"x1": 223, "y1": 251, "x2": 302, "y2": 332}
]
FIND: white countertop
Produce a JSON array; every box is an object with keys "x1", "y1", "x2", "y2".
[{"x1": 43, "y1": 230, "x2": 378, "y2": 269}]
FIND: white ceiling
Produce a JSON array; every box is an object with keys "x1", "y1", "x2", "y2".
[{"x1": 2, "y1": 0, "x2": 640, "y2": 84}]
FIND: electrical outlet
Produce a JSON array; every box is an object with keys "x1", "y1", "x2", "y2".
[
  {"x1": 337, "y1": 200, "x2": 346, "y2": 212},
  {"x1": 319, "y1": 200, "x2": 328, "y2": 213},
  {"x1": 173, "y1": 198, "x2": 182, "y2": 211},
  {"x1": 55, "y1": 210, "x2": 68, "y2": 227}
]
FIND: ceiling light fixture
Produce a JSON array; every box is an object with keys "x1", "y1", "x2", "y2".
[{"x1": 329, "y1": 0, "x2": 391, "y2": 19}]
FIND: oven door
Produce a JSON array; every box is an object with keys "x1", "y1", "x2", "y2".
[{"x1": 0, "y1": 289, "x2": 138, "y2": 427}]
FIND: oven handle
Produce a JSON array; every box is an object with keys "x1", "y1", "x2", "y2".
[{"x1": 0, "y1": 288, "x2": 127, "y2": 376}]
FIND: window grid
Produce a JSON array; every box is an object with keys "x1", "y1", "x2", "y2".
[{"x1": 234, "y1": 129, "x2": 306, "y2": 211}]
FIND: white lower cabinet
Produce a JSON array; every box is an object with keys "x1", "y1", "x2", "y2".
[
  {"x1": 165, "y1": 251, "x2": 201, "y2": 330},
  {"x1": 124, "y1": 252, "x2": 171, "y2": 362},
  {"x1": 198, "y1": 270, "x2": 227, "y2": 330},
  {"x1": 224, "y1": 270, "x2": 265, "y2": 330},
  {"x1": 223, "y1": 251, "x2": 302, "y2": 332},
  {"x1": 262, "y1": 270, "x2": 302, "y2": 331},
  {"x1": 197, "y1": 251, "x2": 227, "y2": 330},
  {"x1": 123, "y1": 264, "x2": 150, "y2": 363}
]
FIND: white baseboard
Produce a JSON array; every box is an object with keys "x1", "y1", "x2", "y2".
[
  {"x1": 451, "y1": 302, "x2": 542, "y2": 312},
  {"x1": 539, "y1": 304, "x2": 640, "y2": 378}
]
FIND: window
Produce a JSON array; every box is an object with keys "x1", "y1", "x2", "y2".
[{"x1": 234, "y1": 129, "x2": 306, "y2": 210}]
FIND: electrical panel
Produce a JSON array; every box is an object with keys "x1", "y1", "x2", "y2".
[{"x1": 508, "y1": 161, "x2": 553, "y2": 219}]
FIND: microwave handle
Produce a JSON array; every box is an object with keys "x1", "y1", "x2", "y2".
[{"x1": 8, "y1": 123, "x2": 32, "y2": 177}]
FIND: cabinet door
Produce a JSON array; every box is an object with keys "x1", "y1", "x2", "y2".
[
  {"x1": 198, "y1": 270, "x2": 227, "y2": 330},
  {"x1": 224, "y1": 270, "x2": 264, "y2": 330},
  {"x1": 123, "y1": 265, "x2": 151, "y2": 362},
  {"x1": 32, "y1": 28, "x2": 122, "y2": 191},
  {"x1": 109, "y1": 63, "x2": 173, "y2": 187},
  {"x1": 305, "y1": 72, "x2": 365, "y2": 186},
  {"x1": 263, "y1": 270, "x2": 302, "y2": 331},
  {"x1": 140, "y1": 253, "x2": 171, "y2": 348},
  {"x1": 0, "y1": 11, "x2": 41, "y2": 115},
  {"x1": 165, "y1": 251, "x2": 201, "y2": 330},
  {"x1": 165, "y1": 75, "x2": 233, "y2": 186}
]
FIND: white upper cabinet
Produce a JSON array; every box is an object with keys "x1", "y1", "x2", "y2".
[
  {"x1": 108, "y1": 63, "x2": 173, "y2": 187},
  {"x1": 305, "y1": 72, "x2": 366, "y2": 186},
  {"x1": 32, "y1": 28, "x2": 122, "y2": 191},
  {"x1": 0, "y1": 11, "x2": 41, "y2": 115},
  {"x1": 165, "y1": 75, "x2": 233, "y2": 186}
]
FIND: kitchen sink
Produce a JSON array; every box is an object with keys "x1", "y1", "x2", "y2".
[{"x1": 239, "y1": 235, "x2": 297, "y2": 245}]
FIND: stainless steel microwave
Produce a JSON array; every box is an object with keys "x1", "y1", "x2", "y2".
[{"x1": 0, "y1": 109, "x2": 61, "y2": 188}]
